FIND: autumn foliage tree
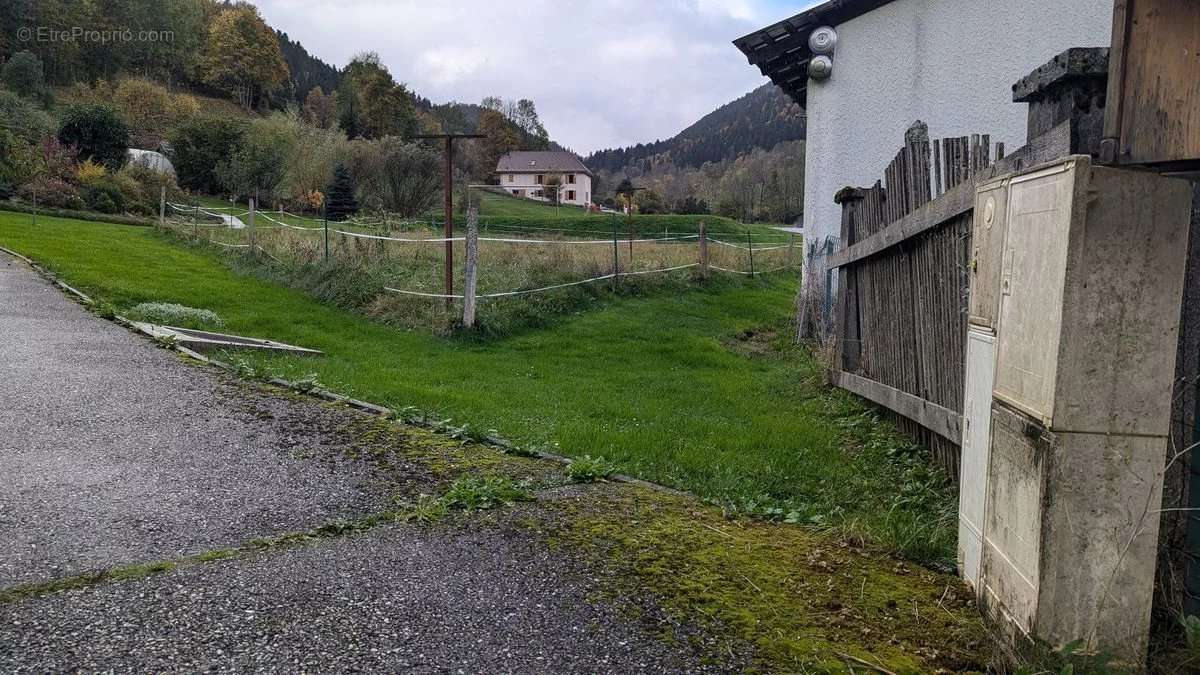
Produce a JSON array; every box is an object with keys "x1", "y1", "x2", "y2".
[
  {"x1": 201, "y1": 5, "x2": 289, "y2": 110},
  {"x1": 474, "y1": 109, "x2": 520, "y2": 182},
  {"x1": 336, "y1": 53, "x2": 416, "y2": 140},
  {"x1": 302, "y1": 86, "x2": 338, "y2": 129}
]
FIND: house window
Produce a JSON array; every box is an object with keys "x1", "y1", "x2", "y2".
[
  {"x1": 567, "y1": 190, "x2": 576, "y2": 201},
  {"x1": 567, "y1": 174, "x2": 576, "y2": 184},
  {"x1": 536, "y1": 174, "x2": 544, "y2": 184},
  {"x1": 506, "y1": 174, "x2": 513, "y2": 183}
]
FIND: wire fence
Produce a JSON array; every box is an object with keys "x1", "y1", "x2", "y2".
[{"x1": 161, "y1": 200, "x2": 801, "y2": 321}]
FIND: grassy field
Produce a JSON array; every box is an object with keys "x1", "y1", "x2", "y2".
[
  {"x1": 462, "y1": 188, "x2": 787, "y2": 239},
  {"x1": 0, "y1": 210, "x2": 955, "y2": 564}
]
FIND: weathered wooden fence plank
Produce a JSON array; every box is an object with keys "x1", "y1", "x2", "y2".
[{"x1": 836, "y1": 371, "x2": 963, "y2": 442}]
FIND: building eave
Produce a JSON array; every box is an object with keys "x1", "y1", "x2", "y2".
[{"x1": 732, "y1": 0, "x2": 897, "y2": 108}]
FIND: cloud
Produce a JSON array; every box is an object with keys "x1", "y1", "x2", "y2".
[{"x1": 253, "y1": 0, "x2": 798, "y2": 154}]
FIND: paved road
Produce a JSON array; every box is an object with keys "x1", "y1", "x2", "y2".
[
  {"x1": 0, "y1": 253, "x2": 732, "y2": 673},
  {"x1": 0, "y1": 254, "x2": 382, "y2": 588}
]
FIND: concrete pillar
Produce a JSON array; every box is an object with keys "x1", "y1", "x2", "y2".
[{"x1": 1011, "y1": 47, "x2": 1109, "y2": 157}]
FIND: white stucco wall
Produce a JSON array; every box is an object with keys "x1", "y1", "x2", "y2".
[
  {"x1": 802, "y1": 0, "x2": 1113, "y2": 254},
  {"x1": 500, "y1": 173, "x2": 593, "y2": 206}
]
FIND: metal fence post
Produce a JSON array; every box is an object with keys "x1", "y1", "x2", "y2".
[
  {"x1": 611, "y1": 213, "x2": 620, "y2": 289},
  {"x1": 462, "y1": 207, "x2": 479, "y2": 328},
  {"x1": 748, "y1": 232, "x2": 755, "y2": 276},
  {"x1": 248, "y1": 197, "x2": 256, "y2": 254}
]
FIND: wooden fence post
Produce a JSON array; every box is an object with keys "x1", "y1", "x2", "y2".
[
  {"x1": 698, "y1": 221, "x2": 709, "y2": 277},
  {"x1": 158, "y1": 187, "x2": 166, "y2": 229},
  {"x1": 787, "y1": 233, "x2": 795, "y2": 268},
  {"x1": 462, "y1": 207, "x2": 479, "y2": 328},
  {"x1": 192, "y1": 205, "x2": 198, "y2": 238}
]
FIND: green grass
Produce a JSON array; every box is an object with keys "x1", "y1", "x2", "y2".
[
  {"x1": 0, "y1": 211, "x2": 954, "y2": 562},
  {"x1": 463, "y1": 187, "x2": 786, "y2": 240}
]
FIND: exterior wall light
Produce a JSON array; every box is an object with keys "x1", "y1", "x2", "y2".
[
  {"x1": 809, "y1": 55, "x2": 834, "y2": 80},
  {"x1": 807, "y1": 26, "x2": 837, "y2": 81}
]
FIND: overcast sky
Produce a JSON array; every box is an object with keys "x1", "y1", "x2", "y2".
[{"x1": 253, "y1": 0, "x2": 816, "y2": 155}]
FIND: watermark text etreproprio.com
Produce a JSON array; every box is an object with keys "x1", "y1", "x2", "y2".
[{"x1": 16, "y1": 26, "x2": 175, "y2": 44}]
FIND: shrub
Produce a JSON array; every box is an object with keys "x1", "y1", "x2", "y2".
[
  {"x1": 119, "y1": 163, "x2": 182, "y2": 212},
  {"x1": 1, "y1": 51, "x2": 48, "y2": 102},
  {"x1": 36, "y1": 136, "x2": 80, "y2": 182},
  {"x1": 58, "y1": 104, "x2": 131, "y2": 170},
  {"x1": 17, "y1": 177, "x2": 85, "y2": 210},
  {"x1": 113, "y1": 78, "x2": 199, "y2": 149},
  {"x1": 215, "y1": 113, "x2": 298, "y2": 201},
  {"x1": 81, "y1": 179, "x2": 125, "y2": 214},
  {"x1": 346, "y1": 136, "x2": 439, "y2": 216},
  {"x1": 0, "y1": 181, "x2": 14, "y2": 200},
  {"x1": 76, "y1": 159, "x2": 108, "y2": 186},
  {"x1": 0, "y1": 90, "x2": 54, "y2": 143},
  {"x1": 126, "y1": 302, "x2": 224, "y2": 329},
  {"x1": 169, "y1": 117, "x2": 247, "y2": 194}
]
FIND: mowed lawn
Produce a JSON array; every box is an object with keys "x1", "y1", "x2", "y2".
[{"x1": 0, "y1": 212, "x2": 952, "y2": 553}]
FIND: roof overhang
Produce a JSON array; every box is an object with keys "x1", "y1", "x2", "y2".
[{"x1": 733, "y1": 0, "x2": 896, "y2": 108}]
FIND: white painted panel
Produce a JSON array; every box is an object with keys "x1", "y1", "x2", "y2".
[
  {"x1": 959, "y1": 328, "x2": 997, "y2": 588},
  {"x1": 993, "y1": 163, "x2": 1075, "y2": 425}
]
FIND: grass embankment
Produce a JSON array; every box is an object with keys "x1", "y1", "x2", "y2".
[
  {"x1": 0, "y1": 211, "x2": 953, "y2": 566},
  {"x1": 464, "y1": 188, "x2": 783, "y2": 239},
  {"x1": 162, "y1": 202, "x2": 797, "y2": 334}
]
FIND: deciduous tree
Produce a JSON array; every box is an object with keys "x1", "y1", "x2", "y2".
[
  {"x1": 302, "y1": 86, "x2": 338, "y2": 129},
  {"x1": 1, "y1": 52, "x2": 48, "y2": 102},
  {"x1": 336, "y1": 53, "x2": 415, "y2": 140},
  {"x1": 201, "y1": 5, "x2": 289, "y2": 109}
]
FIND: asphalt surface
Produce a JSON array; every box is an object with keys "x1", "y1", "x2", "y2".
[
  {"x1": 0, "y1": 522, "x2": 726, "y2": 673},
  {"x1": 0, "y1": 253, "x2": 735, "y2": 673},
  {"x1": 0, "y1": 254, "x2": 382, "y2": 588}
]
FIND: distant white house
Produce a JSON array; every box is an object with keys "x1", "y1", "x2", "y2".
[{"x1": 496, "y1": 151, "x2": 593, "y2": 207}]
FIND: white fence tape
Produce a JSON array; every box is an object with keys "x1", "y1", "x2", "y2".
[{"x1": 384, "y1": 262, "x2": 700, "y2": 301}]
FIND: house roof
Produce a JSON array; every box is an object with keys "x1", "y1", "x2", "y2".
[
  {"x1": 496, "y1": 151, "x2": 593, "y2": 177},
  {"x1": 732, "y1": 0, "x2": 896, "y2": 108}
]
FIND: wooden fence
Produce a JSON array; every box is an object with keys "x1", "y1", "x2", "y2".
[{"x1": 827, "y1": 121, "x2": 1072, "y2": 478}]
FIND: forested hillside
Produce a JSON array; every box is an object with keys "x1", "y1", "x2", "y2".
[
  {"x1": 586, "y1": 84, "x2": 806, "y2": 225},
  {"x1": 276, "y1": 30, "x2": 340, "y2": 105},
  {"x1": 586, "y1": 84, "x2": 805, "y2": 173}
]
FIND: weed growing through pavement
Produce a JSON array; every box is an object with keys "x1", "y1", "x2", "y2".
[
  {"x1": 566, "y1": 455, "x2": 617, "y2": 483},
  {"x1": 440, "y1": 476, "x2": 533, "y2": 511},
  {"x1": 90, "y1": 299, "x2": 118, "y2": 320}
]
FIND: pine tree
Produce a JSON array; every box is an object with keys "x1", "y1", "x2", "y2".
[{"x1": 324, "y1": 163, "x2": 358, "y2": 222}]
